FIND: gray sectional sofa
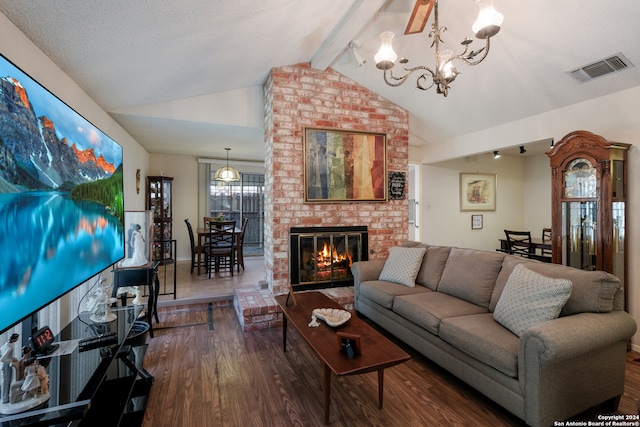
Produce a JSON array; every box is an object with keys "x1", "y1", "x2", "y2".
[{"x1": 351, "y1": 243, "x2": 637, "y2": 427}]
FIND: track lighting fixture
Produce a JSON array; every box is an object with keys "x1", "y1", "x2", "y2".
[
  {"x1": 519, "y1": 146, "x2": 526, "y2": 154},
  {"x1": 493, "y1": 151, "x2": 501, "y2": 159},
  {"x1": 349, "y1": 41, "x2": 367, "y2": 67}
]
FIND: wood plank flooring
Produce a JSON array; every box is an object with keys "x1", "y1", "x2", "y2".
[
  {"x1": 152, "y1": 257, "x2": 266, "y2": 307},
  {"x1": 140, "y1": 304, "x2": 640, "y2": 427}
]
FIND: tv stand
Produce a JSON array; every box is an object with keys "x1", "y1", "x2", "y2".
[{"x1": 0, "y1": 306, "x2": 153, "y2": 427}]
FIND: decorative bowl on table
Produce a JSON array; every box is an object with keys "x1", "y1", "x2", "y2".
[{"x1": 312, "y1": 308, "x2": 351, "y2": 327}]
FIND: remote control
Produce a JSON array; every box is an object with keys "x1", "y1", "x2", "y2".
[{"x1": 78, "y1": 332, "x2": 118, "y2": 352}]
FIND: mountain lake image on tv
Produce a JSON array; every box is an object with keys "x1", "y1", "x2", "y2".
[{"x1": 0, "y1": 54, "x2": 125, "y2": 334}]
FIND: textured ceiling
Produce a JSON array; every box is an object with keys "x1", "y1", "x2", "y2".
[{"x1": 1, "y1": 0, "x2": 639, "y2": 162}]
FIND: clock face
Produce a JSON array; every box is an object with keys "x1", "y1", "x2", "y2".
[
  {"x1": 31, "y1": 326, "x2": 54, "y2": 352},
  {"x1": 564, "y1": 158, "x2": 597, "y2": 198}
]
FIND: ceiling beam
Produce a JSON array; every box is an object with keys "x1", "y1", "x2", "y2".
[{"x1": 310, "y1": 0, "x2": 385, "y2": 71}]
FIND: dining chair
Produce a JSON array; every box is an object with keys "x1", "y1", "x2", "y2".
[
  {"x1": 184, "y1": 219, "x2": 204, "y2": 274},
  {"x1": 204, "y1": 220, "x2": 236, "y2": 278},
  {"x1": 503, "y1": 230, "x2": 534, "y2": 257},
  {"x1": 234, "y1": 218, "x2": 249, "y2": 272},
  {"x1": 541, "y1": 227, "x2": 552, "y2": 256}
]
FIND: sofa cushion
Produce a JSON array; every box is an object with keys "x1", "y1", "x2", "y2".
[
  {"x1": 530, "y1": 264, "x2": 620, "y2": 315},
  {"x1": 400, "y1": 240, "x2": 424, "y2": 248},
  {"x1": 493, "y1": 264, "x2": 572, "y2": 337},
  {"x1": 490, "y1": 255, "x2": 621, "y2": 315},
  {"x1": 379, "y1": 246, "x2": 426, "y2": 287},
  {"x1": 360, "y1": 280, "x2": 431, "y2": 309},
  {"x1": 415, "y1": 245, "x2": 451, "y2": 290},
  {"x1": 437, "y1": 248, "x2": 504, "y2": 308},
  {"x1": 490, "y1": 255, "x2": 537, "y2": 311},
  {"x1": 440, "y1": 313, "x2": 520, "y2": 378},
  {"x1": 393, "y1": 292, "x2": 487, "y2": 335}
]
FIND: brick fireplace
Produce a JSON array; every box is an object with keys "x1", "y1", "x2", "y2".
[
  {"x1": 289, "y1": 225, "x2": 368, "y2": 290},
  {"x1": 234, "y1": 63, "x2": 408, "y2": 331},
  {"x1": 262, "y1": 63, "x2": 409, "y2": 296}
]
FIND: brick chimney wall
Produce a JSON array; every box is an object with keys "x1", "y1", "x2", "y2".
[{"x1": 263, "y1": 63, "x2": 409, "y2": 294}]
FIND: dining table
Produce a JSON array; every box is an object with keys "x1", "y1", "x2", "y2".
[
  {"x1": 498, "y1": 237, "x2": 551, "y2": 257},
  {"x1": 196, "y1": 226, "x2": 243, "y2": 275}
]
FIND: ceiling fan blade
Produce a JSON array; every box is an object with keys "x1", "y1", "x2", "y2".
[{"x1": 404, "y1": 0, "x2": 435, "y2": 35}]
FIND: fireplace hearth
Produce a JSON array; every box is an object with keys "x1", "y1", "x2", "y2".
[{"x1": 289, "y1": 226, "x2": 368, "y2": 290}]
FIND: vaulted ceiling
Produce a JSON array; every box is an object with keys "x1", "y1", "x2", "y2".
[{"x1": 1, "y1": 0, "x2": 639, "y2": 162}]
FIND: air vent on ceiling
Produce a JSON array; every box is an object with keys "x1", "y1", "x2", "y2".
[{"x1": 567, "y1": 52, "x2": 634, "y2": 83}]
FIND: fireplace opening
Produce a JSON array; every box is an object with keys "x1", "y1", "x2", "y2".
[{"x1": 290, "y1": 226, "x2": 368, "y2": 290}]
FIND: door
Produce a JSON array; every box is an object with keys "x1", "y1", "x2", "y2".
[{"x1": 209, "y1": 173, "x2": 264, "y2": 254}]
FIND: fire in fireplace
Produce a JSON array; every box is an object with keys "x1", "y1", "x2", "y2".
[{"x1": 290, "y1": 226, "x2": 368, "y2": 289}]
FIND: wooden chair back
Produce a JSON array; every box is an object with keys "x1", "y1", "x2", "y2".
[
  {"x1": 504, "y1": 230, "x2": 534, "y2": 257},
  {"x1": 541, "y1": 227, "x2": 552, "y2": 256},
  {"x1": 185, "y1": 219, "x2": 196, "y2": 250},
  {"x1": 205, "y1": 220, "x2": 236, "y2": 278},
  {"x1": 184, "y1": 219, "x2": 203, "y2": 274}
]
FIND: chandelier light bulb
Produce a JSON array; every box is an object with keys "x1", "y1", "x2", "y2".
[
  {"x1": 375, "y1": 0, "x2": 503, "y2": 96},
  {"x1": 472, "y1": 0, "x2": 504, "y2": 39},
  {"x1": 219, "y1": 168, "x2": 235, "y2": 180},
  {"x1": 374, "y1": 31, "x2": 398, "y2": 70},
  {"x1": 438, "y1": 50, "x2": 456, "y2": 78}
]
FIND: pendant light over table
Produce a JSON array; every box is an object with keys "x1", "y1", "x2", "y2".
[{"x1": 214, "y1": 147, "x2": 240, "y2": 182}]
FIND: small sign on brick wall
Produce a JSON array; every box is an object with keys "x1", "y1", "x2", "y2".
[{"x1": 388, "y1": 171, "x2": 406, "y2": 200}]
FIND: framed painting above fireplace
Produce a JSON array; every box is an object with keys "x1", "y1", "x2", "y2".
[{"x1": 303, "y1": 128, "x2": 386, "y2": 202}]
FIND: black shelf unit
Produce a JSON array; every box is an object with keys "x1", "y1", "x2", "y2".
[
  {"x1": 0, "y1": 307, "x2": 153, "y2": 427},
  {"x1": 146, "y1": 176, "x2": 173, "y2": 264}
]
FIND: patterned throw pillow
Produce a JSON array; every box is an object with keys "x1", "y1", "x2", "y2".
[
  {"x1": 493, "y1": 264, "x2": 572, "y2": 337},
  {"x1": 378, "y1": 246, "x2": 426, "y2": 287}
]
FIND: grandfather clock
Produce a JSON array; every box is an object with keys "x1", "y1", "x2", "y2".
[{"x1": 547, "y1": 130, "x2": 630, "y2": 301}]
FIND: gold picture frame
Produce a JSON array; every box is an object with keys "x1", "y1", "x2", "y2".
[
  {"x1": 304, "y1": 127, "x2": 387, "y2": 202},
  {"x1": 460, "y1": 173, "x2": 497, "y2": 212}
]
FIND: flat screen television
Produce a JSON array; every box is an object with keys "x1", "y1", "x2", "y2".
[{"x1": 0, "y1": 53, "x2": 125, "y2": 334}]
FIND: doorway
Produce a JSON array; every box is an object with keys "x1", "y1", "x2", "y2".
[{"x1": 209, "y1": 173, "x2": 264, "y2": 255}]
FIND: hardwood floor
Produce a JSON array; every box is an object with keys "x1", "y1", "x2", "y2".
[
  {"x1": 153, "y1": 255, "x2": 266, "y2": 306},
  {"x1": 140, "y1": 303, "x2": 640, "y2": 427}
]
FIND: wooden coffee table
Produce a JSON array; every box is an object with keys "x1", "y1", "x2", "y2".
[{"x1": 274, "y1": 291, "x2": 410, "y2": 424}]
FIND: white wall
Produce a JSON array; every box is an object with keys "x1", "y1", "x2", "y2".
[
  {"x1": 412, "y1": 87, "x2": 640, "y2": 349},
  {"x1": 0, "y1": 12, "x2": 149, "y2": 331},
  {"x1": 523, "y1": 154, "x2": 552, "y2": 235},
  {"x1": 148, "y1": 153, "x2": 265, "y2": 261},
  {"x1": 420, "y1": 153, "x2": 531, "y2": 251},
  {"x1": 148, "y1": 154, "x2": 200, "y2": 262}
]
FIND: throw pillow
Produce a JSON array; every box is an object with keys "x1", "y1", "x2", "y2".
[
  {"x1": 378, "y1": 246, "x2": 426, "y2": 287},
  {"x1": 493, "y1": 264, "x2": 572, "y2": 337}
]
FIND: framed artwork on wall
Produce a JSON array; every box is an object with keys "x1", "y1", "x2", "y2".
[
  {"x1": 471, "y1": 214, "x2": 483, "y2": 230},
  {"x1": 118, "y1": 210, "x2": 154, "y2": 269},
  {"x1": 304, "y1": 128, "x2": 387, "y2": 202},
  {"x1": 460, "y1": 173, "x2": 497, "y2": 211}
]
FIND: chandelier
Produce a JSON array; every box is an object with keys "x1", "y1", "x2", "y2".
[
  {"x1": 374, "y1": 0, "x2": 503, "y2": 97},
  {"x1": 214, "y1": 148, "x2": 240, "y2": 182}
]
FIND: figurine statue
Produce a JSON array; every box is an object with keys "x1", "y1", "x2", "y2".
[
  {"x1": 36, "y1": 362, "x2": 49, "y2": 394},
  {"x1": 17, "y1": 346, "x2": 33, "y2": 380},
  {"x1": 121, "y1": 224, "x2": 147, "y2": 267},
  {"x1": 20, "y1": 359, "x2": 40, "y2": 400},
  {"x1": 0, "y1": 337, "x2": 50, "y2": 414},
  {"x1": 1, "y1": 334, "x2": 19, "y2": 404}
]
